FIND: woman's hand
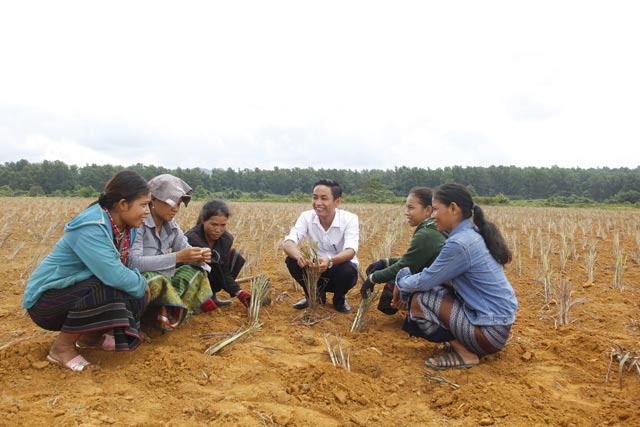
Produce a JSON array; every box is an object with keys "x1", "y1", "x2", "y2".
[
  {"x1": 177, "y1": 247, "x2": 212, "y2": 264},
  {"x1": 391, "y1": 285, "x2": 407, "y2": 310}
]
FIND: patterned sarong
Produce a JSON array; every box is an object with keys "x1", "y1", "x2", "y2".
[
  {"x1": 402, "y1": 284, "x2": 511, "y2": 356},
  {"x1": 143, "y1": 264, "x2": 213, "y2": 331},
  {"x1": 27, "y1": 277, "x2": 147, "y2": 351}
]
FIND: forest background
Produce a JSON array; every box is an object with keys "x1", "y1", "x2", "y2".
[{"x1": 1, "y1": 159, "x2": 639, "y2": 206}]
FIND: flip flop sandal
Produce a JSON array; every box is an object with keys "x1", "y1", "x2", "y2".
[
  {"x1": 47, "y1": 353, "x2": 97, "y2": 372},
  {"x1": 424, "y1": 347, "x2": 478, "y2": 370}
]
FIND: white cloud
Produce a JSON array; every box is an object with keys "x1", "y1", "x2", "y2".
[{"x1": 1, "y1": 1, "x2": 639, "y2": 170}]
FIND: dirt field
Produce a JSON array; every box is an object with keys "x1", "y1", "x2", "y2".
[{"x1": 1, "y1": 198, "x2": 639, "y2": 427}]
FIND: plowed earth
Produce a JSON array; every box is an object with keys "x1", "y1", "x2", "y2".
[{"x1": 1, "y1": 199, "x2": 638, "y2": 426}]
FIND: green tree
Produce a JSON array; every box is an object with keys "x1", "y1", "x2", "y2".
[
  {"x1": 28, "y1": 185, "x2": 45, "y2": 196},
  {"x1": 359, "y1": 178, "x2": 396, "y2": 202}
]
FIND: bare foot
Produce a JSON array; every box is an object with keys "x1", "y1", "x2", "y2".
[
  {"x1": 49, "y1": 332, "x2": 83, "y2": 364},
  {"x1": 75, "y1": 331, "x2": 104, "y2": 348}
]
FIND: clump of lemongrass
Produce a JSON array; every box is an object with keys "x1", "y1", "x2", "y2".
[
  {"x1": 553, "y1": 277, "x2": 587, "y2": 327},
  {"x1": 298, "y1": 236, "x2": 325, "y2": 318},
  {"x1": 324, "y1": 332, "x2": 350, "y2": 371},
  {"x1": 538, "y1": 245, "x2": 552, "y2": 302},
  {"x1": 351, "y1": 288, "x2": 380, "y2": 332},
  {"x1": 204, "y1": 275, "x2": 269, "y2": 355},
  {"x1": 611, "y1": 253, "x2": 627, "y2": 290},
  {"x1": 510, "y1": 233, "x2": 522, "y2": 276},
  {"x1": 204, "y1": 321, "x2": 262, "y2": 355},
  {"x1": 584, "y1": 242, "x2": 597, "y2": 283},
  {"x1": 605, "y1": 344, "x2": 640, "y2": 389},
  {"x1": 249, "y1": 274, "x2": 271, "y2": 323}
]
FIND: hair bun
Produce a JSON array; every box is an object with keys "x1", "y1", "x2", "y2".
[{"x1": 98, "y1": 192, "x2": 109, "y2": 206}]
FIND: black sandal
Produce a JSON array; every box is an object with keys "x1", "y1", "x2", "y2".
[{"x1": 424, "y1": 347, "x2": 478, "y2": 370}]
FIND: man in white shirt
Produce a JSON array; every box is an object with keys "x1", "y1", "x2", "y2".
[{"x1": 282, "y1": 179, "x2": 359, "y2": 313}]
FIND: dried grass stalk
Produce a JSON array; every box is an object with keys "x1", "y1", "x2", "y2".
[
  {"x1": 606, "y1": 344, "x2": 640, "y2": 389},
  {"x1": 424, "y1": 371, "x2": 461, "y2": 389},
  {"x1": 204, "y1": 321, "x2": 262, "y2": 355}
]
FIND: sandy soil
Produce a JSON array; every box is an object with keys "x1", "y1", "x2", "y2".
[{"x1": 0, "y1": 199, "x2": 639, "y2": 427}]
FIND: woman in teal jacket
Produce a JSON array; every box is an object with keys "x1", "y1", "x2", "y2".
[
  {"x1": 23, "y1": 171, "x2": 151, "y2": 371},
  {"x1": 360, "y1": 187, "x2": 447, "y2": 313}
]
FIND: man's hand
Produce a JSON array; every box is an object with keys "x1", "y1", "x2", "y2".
[
  {"x1": 311, "y1": 256, "x2": 331, "y2": 273},
  {"x1": 296, "y1": 255, "x2": 310, "y2": 269}
]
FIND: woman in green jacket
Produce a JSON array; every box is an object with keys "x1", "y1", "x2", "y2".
[{"x1": 360, "y1": 187, "x2": 446, "y2": 314}]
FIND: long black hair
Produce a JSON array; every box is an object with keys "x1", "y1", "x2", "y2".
[
  {"x1": 92, "y1": 170, "x2": 150, "y2": 209},
  {"x1": 198, "y1": 199, "x2": 231, "y2": 225},
  {"x1": 408, "y1": 186, "x2": 434, "y2": 208},
  {"x1": 434, "y1": 183, "x2": 511, "y2": 265}
]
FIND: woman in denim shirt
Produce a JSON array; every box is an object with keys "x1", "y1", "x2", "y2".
[{"x1": 396, "y1": 183, "x2": 517, "y2": 370}]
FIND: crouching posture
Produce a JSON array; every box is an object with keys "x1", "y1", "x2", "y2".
[
  {"x1": 127, "y1": 174, "x2": 213, "y2": 331},
  {"x1": 185, "y1": 199, "x2": 252, "y2": 309},
  {"x1": 396, "y1": 183, "x2": 517, "y2": 370},
  {"x1": 23, "y1": 171, "x2": 152, "y2": 371}
]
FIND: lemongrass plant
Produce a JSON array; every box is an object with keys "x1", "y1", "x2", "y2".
[
  {"x1": 554, "y1": 277, "x2": 586, "y2": 327},
  {"x1": 350, "y1": 288, "x2": 380, "y2": 332},
  {"x1": 611, "y1": 253, "x2": 627, "y2": 291},
  {"x1": 204, "y1": 321, "x2": 262, "y2": 355},
  {"x1": 298, "y1": 236, "x2": 325, "y2": 318},
  {"x1": 204, "y1": 275, "x2": 269, "y2": 355},
  {"x1": 510, "y1": 233, "x2": 522, "y2": 276},
  {"x1": 539, "y1": 244, "x2": 552, "y2": 302},
  {"x1": 249, "y1": 274, "x2": 271, "y2": 323},
  {"x1": 584, "y1": 242, "x2": 597, "y2": 283},
  {"x1": 324, "y1": 332, "x2": 350, "y2": 371}
]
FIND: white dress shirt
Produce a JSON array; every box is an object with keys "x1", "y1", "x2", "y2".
[{"x1": 284, "y1": 208, "x2": 359, "y2": 265}]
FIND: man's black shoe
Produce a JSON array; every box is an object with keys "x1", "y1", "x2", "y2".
[
  {"x1": 334, "y1": 301, "x2": 351, "y2": 313},
  {"x1": 292, "y1": 298, "x2": 309, "y2": 310},
  {"x1": 213, "y1": 293, "x2": 232, "y2": 307}
]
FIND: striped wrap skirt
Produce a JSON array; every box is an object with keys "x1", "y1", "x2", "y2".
[
  {"x1": 27, "y1": 277, "x2": 148, "y2": 351},
  {"x1": 402, "y1": 284, "x2": 512, "y2": 356}
]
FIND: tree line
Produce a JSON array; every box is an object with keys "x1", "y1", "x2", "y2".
[{"x1": 1, "y1": 159, "x2": 639, "y2": 205}]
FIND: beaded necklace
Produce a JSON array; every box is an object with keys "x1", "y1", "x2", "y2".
[{"x1": 103, "y1": 207, "x2": 131, "y2": 264}]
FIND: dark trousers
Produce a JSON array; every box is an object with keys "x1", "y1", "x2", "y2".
[{"x1": 285, "y1": 256, "x2": 358, "y2": 305}]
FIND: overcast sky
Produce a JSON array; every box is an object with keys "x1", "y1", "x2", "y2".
[{"x1": 1, "y1": 1, "x2": 639, "y2": 171}]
